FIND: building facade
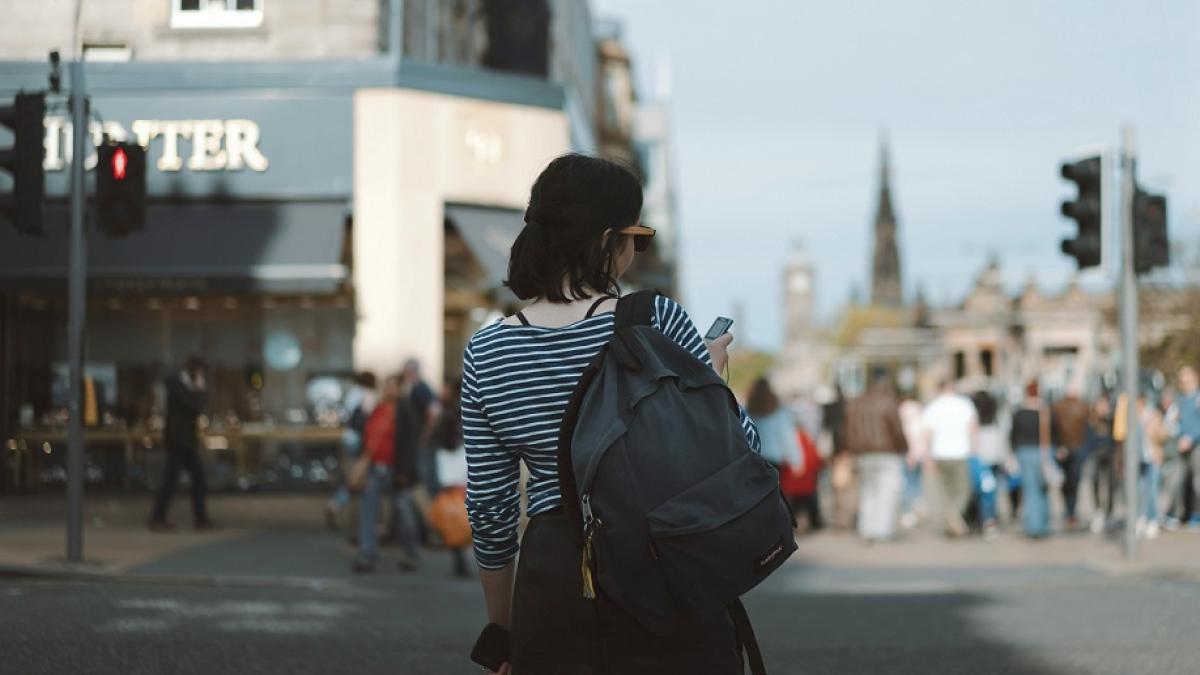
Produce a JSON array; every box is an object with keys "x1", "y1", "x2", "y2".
[
  {"x1": 0, "y1": 0, "x2": 649, "y2": 493},
  {"x1": 629, "y1": 66, "x2": 680, "y2": 295}
]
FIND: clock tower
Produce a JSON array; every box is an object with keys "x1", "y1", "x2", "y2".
[{"x1": 783, "y1": 242, "x2": 815, "y2": 347}]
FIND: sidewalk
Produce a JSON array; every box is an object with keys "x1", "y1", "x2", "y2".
[
  {"x1": 4, "y1": 492, "x2": 1200, "y2": 585},
  {"x1": 0, "y1": 493, "x2": 346, "y2": 580},
  {"x1": 790, "y1": 526, "x2": 1200, "y2": 582}
]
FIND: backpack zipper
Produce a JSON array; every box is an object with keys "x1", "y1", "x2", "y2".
[{"x1": 581, "y1": 493, "x2": 597, "y2": 600}]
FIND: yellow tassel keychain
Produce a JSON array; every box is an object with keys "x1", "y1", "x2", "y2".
[{"x1": 581, "y1": 529, "x2": 597, "y2": 599}]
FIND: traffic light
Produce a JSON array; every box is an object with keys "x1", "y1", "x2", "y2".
[
  {"x1": 96, "y1": 141, "x2": 146, "y2": 237},
  {"x1": 1059, "y1": 155, "x2": 1103, "y2": 269},
  {"x1": 1133, "y1": 188, "x2": 1168, "y2": 275},
  {"x1": 0, "y1": 91, "x2": 47, "y2": 236}
]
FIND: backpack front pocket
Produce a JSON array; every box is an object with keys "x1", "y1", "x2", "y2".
[{"x1": 646, "y1": 453, "x2": 796, "y2": 617}]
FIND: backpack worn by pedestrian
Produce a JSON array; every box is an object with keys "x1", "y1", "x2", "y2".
[{"x1": 557, "y1": 290, "x2": 796, "y2": 675}]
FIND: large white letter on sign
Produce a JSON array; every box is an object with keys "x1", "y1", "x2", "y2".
[{"x1": 224, "y1": 120, "x2": 269, "y2": 171}]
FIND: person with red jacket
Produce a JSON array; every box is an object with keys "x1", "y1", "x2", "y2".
[
  {"x1": 353, "y1": 374, "x2": 422, "y2": 573},
  {"x1": 781, "y1": 428, "x2": 824, "y2": 531}
]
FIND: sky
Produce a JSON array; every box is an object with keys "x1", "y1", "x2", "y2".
[{"x1": 591, "y1": 0, "x2": 1200, "y2": 351}]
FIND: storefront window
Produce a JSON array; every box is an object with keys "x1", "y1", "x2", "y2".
[{"x1": 2, "y1": 293, "x2": 353, "y2": 493}]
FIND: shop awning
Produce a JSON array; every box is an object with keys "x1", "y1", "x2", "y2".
[
  {"x1": 444, "y1": 204, "x2": 525, "y2": 292},
  {"x1": 0, "y1": 201, "x2": 349, "y2": 293}
]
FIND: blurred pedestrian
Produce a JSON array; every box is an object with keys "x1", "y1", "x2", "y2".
[
  {"x1": 1160, "y1": 388, "x2": 1186, "y2": 530},
  {"x1": 1052, "y1": 384, "x2": 1091, "y2": 530},
  {"x1": 897, "y1": 390, "x2": 925, "y2": 529},
  {"x1": 824, "y1": 386, "x2": 856, "y2": 530},
  {"x1": 1172, "y1": 366, "x2": 1200, "y2": 530},
  {"x1": 780, "y1": 427, "x2": 824, "y2": 531},
  {"x1": 844, "y1": 372, "x2": 908, "y2": 542},
  {"x1": 746, "y1": 377, "x2": 804, "y2": 473},
  {"x1": 326, "y1": 371, "x2": 377, "y2": 530},
  {"x1": 149, "y1": 357, "x2": 213, "y2": 532},
  {"x1": 352, "y1": 374, "x2": 422, "y2": 573},
  {"x1": 1086, "y1": 396, "x2": 1118, "y2": 534},
  {"x1": 971, "y1": 390, "x2": 1009, "y2": 539},
  {"x1": 403, "y1": 358, "x2": 443, "y2": 500},
  {"x1": 921, "y1": 380, "x2": 978, "y2": 537},
  {"x1": 1010, "y1": 380, "x2": 1053, "y2": 539},
  {"x1": 432, "y1": 377, "x2": 471, "y2": 578},
  {"x1": 823, "y1": 385, "x2": 848, "y2": 455},
  {"x1": 1136, "y1": 393, "x2": 1168, "y2": 539}
]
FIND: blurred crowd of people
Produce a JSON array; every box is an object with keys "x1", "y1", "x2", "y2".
[
  {"x1": 325, "y1": 360, "x2": 472, "y2": 577},
  {"x1": 318, "y1": 359, "x2": 1200, "y2": 570},
  {"x1": 746, "y1": 364, "x2": 1200, "y2": 544}
]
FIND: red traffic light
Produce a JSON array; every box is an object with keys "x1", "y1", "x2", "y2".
[
  {"x1": 96, "y1": 142, "x2": 146, "y2": 237},
  {"x1": 111, "y1": 146, "x2": 128, "y2": 181}
]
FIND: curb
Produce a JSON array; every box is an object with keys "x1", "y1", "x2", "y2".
[{"x1": 0, "y1": 562, "x2": 348, "y2": 592}]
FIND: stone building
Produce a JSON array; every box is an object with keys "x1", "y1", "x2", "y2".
[
  {"x1": 928, "y1": 261, "x2": 1117, "y2": 398},
  {"x1": 630, "y1": 59, "x2": 681, "y2": 296},
  {"x1": 0, "y1": 0, "x2": 672, "y2": 492}
]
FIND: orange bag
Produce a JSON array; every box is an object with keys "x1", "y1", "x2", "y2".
[{"x1": 427, "y1": 486, "x2": 472, "y2": 549}]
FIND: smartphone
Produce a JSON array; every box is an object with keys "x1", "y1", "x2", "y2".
[
  {"x1": 470, "y1": 623, "x2": 510, "y2": 671},
  {"x1": 705, "y1": 316, "x2": 734, "y2": 341}
]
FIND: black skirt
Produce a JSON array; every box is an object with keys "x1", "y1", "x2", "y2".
[{"x1": 509, "y1": 508, "x2": 745, "y2": 675}]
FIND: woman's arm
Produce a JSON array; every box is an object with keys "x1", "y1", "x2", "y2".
[
  {"x1": 652, "y1": 295, "x2": 761, "y2": 450},
  {"x1": 480, "y1": 563, "x2": 516, "y2": 628},
  {"x1": 462, "y1": 344, "x2": 523, "y2": 607}
]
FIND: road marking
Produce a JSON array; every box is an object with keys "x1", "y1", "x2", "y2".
[
  {"x1": 99, "y1": 597, "x2": 358, "y2": 636},
  {"x1": 217, "y1": 618, "x2": 328, "y2": 635},
  {"x1": 97, "y1": 617, "x2": 174, "y2": 634}
]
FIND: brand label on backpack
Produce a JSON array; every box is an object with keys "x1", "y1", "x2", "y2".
[{"x1": 753, "y1": 536, "x2": 788, "y2": 576}]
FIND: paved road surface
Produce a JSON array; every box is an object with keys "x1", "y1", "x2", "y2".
[{"x1": 3, "y1": 529, "x2": 1199, "y2": 674}]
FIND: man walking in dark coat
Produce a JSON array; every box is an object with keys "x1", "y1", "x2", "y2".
[{"x1": 149, "y1": 357, "x2": 213, "y2": 531}]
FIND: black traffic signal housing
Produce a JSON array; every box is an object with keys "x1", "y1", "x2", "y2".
[
  {"x1": 1133, "y1": 188, "x2": 1168, "y2": 275},
  {"x1": 0, "y1": 91, "x2": 47, "y2": 236},
  {"x1": 1059, "y1": 156, "x2": 1103, "y2": 269},
  {"x1": 96, "y1": 141, "x2": 146, "y2": 237}
]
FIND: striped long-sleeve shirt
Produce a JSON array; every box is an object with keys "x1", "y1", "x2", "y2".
[{"x1": 462, "y1": 295, "x2": 761, "y2": 570}]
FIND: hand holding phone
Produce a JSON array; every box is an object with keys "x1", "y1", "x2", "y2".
[
  {"x1": 704, "y1": 317, "x2": 734, "y2": 375},
  {"x1": 705, "y1": 317, "x2": 734, "y2": 341},
  {"x1": 471, "y1": 623, "x2": 510, "y2": 672}
]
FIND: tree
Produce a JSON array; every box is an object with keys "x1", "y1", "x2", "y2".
[{"x1": 1140, "y1": 287, "x2": 1200, "y2": 375}]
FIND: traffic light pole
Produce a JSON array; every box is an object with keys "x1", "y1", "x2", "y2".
[
  {"x1": 1118, "y1": 125, "x2": 1139, "y2": 560},
  {"x1": 65, "y1": 60, "x2": 87, "y2": 563}
]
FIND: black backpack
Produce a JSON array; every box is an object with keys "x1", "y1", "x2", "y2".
[{"x1": 557, "y1": 290, "x2": 796, "y2": 674}]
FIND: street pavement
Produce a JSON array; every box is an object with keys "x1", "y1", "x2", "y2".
[{"x1": 3, "y1": 494, "x2": 1200, "y2": 674}]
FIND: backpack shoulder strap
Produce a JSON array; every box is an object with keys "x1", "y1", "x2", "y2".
[
  {"x1": 614, "y1": 289, "x2": 659, "y2": 330},
  {"x1": 731, "y1": 598, "x2": 767, "y2": 675}
]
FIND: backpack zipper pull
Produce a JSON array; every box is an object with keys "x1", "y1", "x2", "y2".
[
  {"x1": 581, "y1": 493, "x2": 595, "y2": 525},
  {"x1": 580, "y1": 493, "x2": 597, "y2": 600}
]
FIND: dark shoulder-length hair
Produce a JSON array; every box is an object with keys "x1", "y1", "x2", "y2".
[
  {"x1": 746, "y1": 377, "x2": 781, "y2": 418},
  {"x1": 505, "y1": 154, "x2": 643, "y2": 303}
]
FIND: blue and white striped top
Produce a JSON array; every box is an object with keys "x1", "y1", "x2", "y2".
[{"x1": 462, "y1": 295, "x2": 761, "y2": 570}]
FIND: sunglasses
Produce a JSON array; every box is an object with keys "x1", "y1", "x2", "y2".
[{"x1": 618, "y1": 225, "x2": 656, "y2": 253}]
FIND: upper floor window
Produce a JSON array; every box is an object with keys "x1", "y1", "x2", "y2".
[{"x1": 171, "y1": 0, "x2": 264, "y2": 29}]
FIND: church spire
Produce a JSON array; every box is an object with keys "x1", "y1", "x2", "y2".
[{"x1": 870, "y1": 132, "x2": 903, "y2": 307}]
